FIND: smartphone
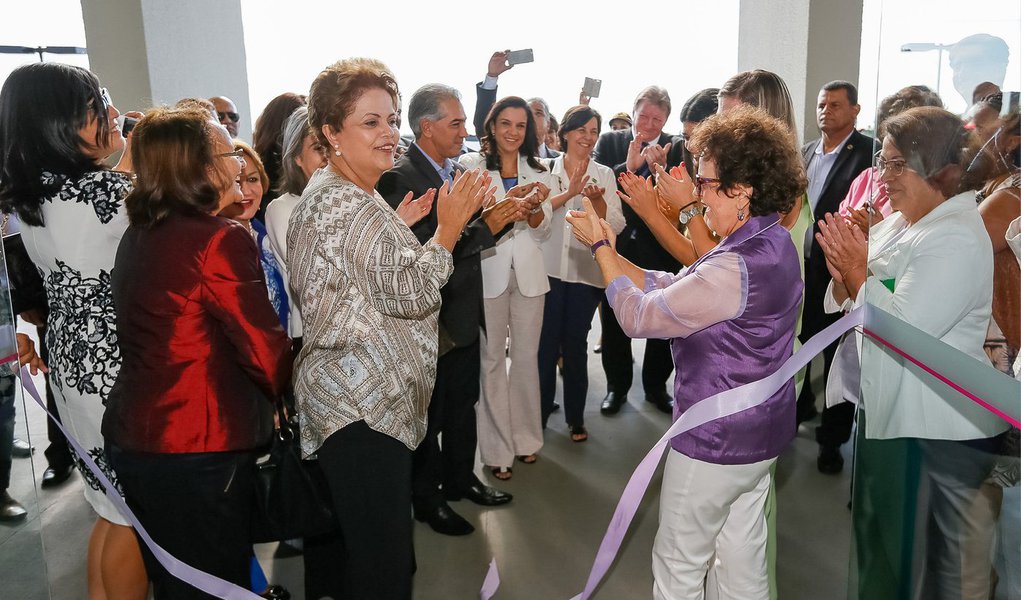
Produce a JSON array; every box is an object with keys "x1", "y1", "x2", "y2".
[
  {"x1": 506, "y1": 49, "x2": 534, "y2": 66},
  {"x1": 583, "y1": 77, "x2": 602, "y2": 98},
  {"x1": 119, "y1": 115, "x2": 139, "y2": 137}
]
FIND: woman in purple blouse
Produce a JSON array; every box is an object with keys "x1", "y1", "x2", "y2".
[{"x1": 568, "y1": 107, "x2": 806, "y2": 600}]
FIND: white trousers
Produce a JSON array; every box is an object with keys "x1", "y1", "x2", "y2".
[
  {"x1": 478, "y1": 275, "x2": 544, "y2": 468},
  {"x1": 653, "y1": 451, "x2": 774, "y2": 600}
]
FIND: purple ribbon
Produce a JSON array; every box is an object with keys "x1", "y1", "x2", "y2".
[
  {"x1": 18, "y1": 369, "x2": 263, "y2": 599},
  {"x1": 480, "y1": 559, "x2": 500, "y2": 600}
]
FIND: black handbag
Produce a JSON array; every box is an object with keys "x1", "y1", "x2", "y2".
[{"x1": 251, "y1": 404, "x2": 336, "y2": 543}]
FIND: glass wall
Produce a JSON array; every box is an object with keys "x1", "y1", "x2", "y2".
[{"x1": 849, "y1": 2, "x2": 1021, "y2": 598}]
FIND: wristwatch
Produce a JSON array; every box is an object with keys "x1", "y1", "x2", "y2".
[{"x1": 678, "y1": 201, "x2": 702, "y2": 225}]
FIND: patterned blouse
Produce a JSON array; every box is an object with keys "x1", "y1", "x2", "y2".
[{"x1": 287, "y1": 169, "x2": 453, "y2": 456}]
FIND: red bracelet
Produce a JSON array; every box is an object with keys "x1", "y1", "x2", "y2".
[{"x1": 590, "y1": 239, "x2": 611, "y2": 257}]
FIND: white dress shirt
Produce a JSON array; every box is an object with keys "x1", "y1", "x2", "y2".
[{"x1": 541, "y1": 156, "x2": 625, "y2": 288}]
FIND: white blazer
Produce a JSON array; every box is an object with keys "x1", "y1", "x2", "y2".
[
  {"x1": 830, "y1": 191, "x2": 1008, "y2": 441},
  {"x1": 459, "y1": 152, "x2": 553, "y2": 298}
]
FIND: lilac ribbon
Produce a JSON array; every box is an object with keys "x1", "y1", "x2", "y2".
[
  {"x1": 18, "y1": 369, "x2": 263, "y2": 600},
  {"x1": 568, "y1": 308, "x2": 865, "y2": 599},
  {"x1": 480, "y1": 559, "x2": 500, "y2": 600}
]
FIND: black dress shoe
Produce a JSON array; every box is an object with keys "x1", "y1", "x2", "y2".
[
  {"x1": 259, "y1": 584, "x2": 291, "y2": 600},
  {"x1": 817, "y1": 445, "x2": 844, "y2": 474},
  {"x1": 0, "y1": 491, "x2": 27, "y2": 521},
  {"x1": 41, "y1": 464, "x2": 75, "y2": 488},
  {"x1": 12, "y1": 438, "x2": 33, "y2": 458},
  {"x1": 645, "y1": 391, "x2": 673, "y2": 414},
  {"x1": 414, "y1": 502, "x2": 474, "y2": 536},
  {"x1": 600, "y1": 390, "x2": 627, "y2": 415},
  {"x1": 445, "y1": 477, "x2": 512, "y2": 506}
]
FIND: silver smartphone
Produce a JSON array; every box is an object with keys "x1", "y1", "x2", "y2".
[
  {"x1": 583, "y1": 77, "x2": 602, "y2": 98},
  {"x1": 506, "y1": 49, "x2": 534, "y2": 66}
]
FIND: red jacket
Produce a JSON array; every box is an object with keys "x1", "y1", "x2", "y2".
[{"x1": 103, "y1": 213, "x2": 293, "y2": 453}]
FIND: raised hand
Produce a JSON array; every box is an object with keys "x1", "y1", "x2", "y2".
[
  {"x1": 642, "y1": 142, "x2": 671, "y2": 171},
  {"x1": 815, "y1": 212, "x2": 868, "y2": 296},
  {"x1": 435, "y1": 169, "x2": 494, "y2": 250},
  {"x1": 482, "y1": 197, "x2": 527, "y2": 233},
  {"x1": 653, "y1": 163, "x2": 697, "y2": 210},
  {"x1": 625, "y1": 132, "x2": 646, "y2": 172},
  {"x1": 566, "y1": 158, "x2": 590, "y2": 198},
  {"x1": 566, "y1": 197, "x2": 615, "y2": 249},
  {"x1": 616, "y1": 171, "x2": 659, "y2": 221},
  {"x1": 848, "y1": 205, "x2": 883, "y2": 234},
  {"x1": 395, "y1": 188, "x2": 435, "y2": 227},
  {"x1": 487, "y1": 50, "x2": 513, "y2": 77},
  {"x1": 579, "y1": 89, "x2": 591, "y2": 106}
]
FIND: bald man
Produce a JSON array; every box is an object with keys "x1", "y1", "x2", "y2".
[{"x1": 210, "y1": 96, "x2": 240, "y2": 137}]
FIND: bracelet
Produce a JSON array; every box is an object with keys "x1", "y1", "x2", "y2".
[{"x1": 590, "y1": 239, "x2": 611, "y2": 257}]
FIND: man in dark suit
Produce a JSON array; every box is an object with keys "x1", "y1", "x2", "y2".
[
  {"x1": 592, "y1": 86, "x2": 680, "y2": 415},
  {"x1": 377, "y1": 83, "x2": 523, "y2": 536},
  {"x1": 799, "y1": 80, "x2": 874, "y2": 474}
]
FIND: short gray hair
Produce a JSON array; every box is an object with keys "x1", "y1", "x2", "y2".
[
  {"x1": 277, "y1": 106, "x2": 312, "y2": 197},
  {"x1": 527, "y1": 97, "x2": 551, "y2": 125},
  {"x1": 408, "y1": 84, "x2": 461, "y2": 138}
]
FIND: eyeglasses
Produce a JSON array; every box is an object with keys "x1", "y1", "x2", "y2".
[
  {"x1": 217, "y1": 111, "x2": 240, "y2": 123},
  {"x1": 694, "y1": 175, "x2": 721, "y2": 199},
  {"x1": 875, "y1": 155, "x2": 909, "y2": 178},
  {"x1": 216, "y1": 149, "x2": 246, "y2": 159},
  {"x1": 98, "y1": 87, "x2": 113, "y2": 109}
]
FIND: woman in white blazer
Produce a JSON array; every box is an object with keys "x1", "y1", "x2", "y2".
[
  {"x1": 538, "y1": 106, "x2": 625, "y2": 442},
  {"x1": 459, "y1": 96, "x2": 552, "y2": 480},
  {"x1": 818, "y1": 106, "x2": 1008, "y2": 599}
]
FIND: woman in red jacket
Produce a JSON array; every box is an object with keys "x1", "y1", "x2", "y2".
[{"x1": 103, "y1": 106, "x2": 293, "y2": 599}]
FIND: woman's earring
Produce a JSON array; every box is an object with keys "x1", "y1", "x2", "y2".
[
  {"x1": 737, "y1": 201, "x2": 747, "y2": 221},
  {"x1": 334, "y1": 145, "x2": 341, "y2": 157}
]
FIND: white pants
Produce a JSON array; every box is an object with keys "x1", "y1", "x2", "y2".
[
  {"x1": 478, "y1": 276, "x2": 544, "y2": 468},
  {"x1": 653, "y1": 451, "x2": 774, "y2": 600}
]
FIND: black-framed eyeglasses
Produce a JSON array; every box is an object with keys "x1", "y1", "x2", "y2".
[
  {"x1": 694, "y1": 175, "x2": 721, "y2": 199},
  {"x1": 216, "y1": 149, "x2": 245, "y2": 159},
  {"x1": 875, "y1": 153, "x2": 908, "y2": 178},
  {"x1": 217, "y1": 111, "x2": 240, "y2": 123}
]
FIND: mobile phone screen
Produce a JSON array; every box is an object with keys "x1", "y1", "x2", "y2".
[
  {"x1": 506, "y1": 49, "x2": 534, "y2": 66},
  {"x1": 583, "y1": 77, "x2": 602, "y2": 98}
]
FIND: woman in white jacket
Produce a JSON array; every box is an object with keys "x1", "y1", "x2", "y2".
[
  {"x1": 460, "y1": 95, "x2": 552, "y2": 480},
  {"x1": 818, "y1": 106, "x2": 1009, "y2": 599},
  {"x1": 538, "y1": 105, "x2": 625, "y2": 442}
]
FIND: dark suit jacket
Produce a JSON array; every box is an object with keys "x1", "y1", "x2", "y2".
[
  {"x1": 474, "y1": 83, "x2": 496, "y2": 140},
  {"x1": 593, "y1": 128, "x2": 680, "y2": 271},
  {"x1": 800, "y1": 129, "x2": 875, "y2": 335},
  {"x1": 376, "y1": 144, "x2": 500, "y2": 348}
]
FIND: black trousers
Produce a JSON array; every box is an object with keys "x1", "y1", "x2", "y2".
[
  {"x1": 107, "y1": 445, "x2": 256, "y2": 600},
  {"x1": 798, "y1": 284, "x2": 853, "y2": 447},
  {"x1": 599, "y1": 300, "x2": 674, "y2": 395},
  {"x1": 39, "y1": 328, "x2": 72, "y2": 471},
  {"x1": 412, "y1": 340, "x2": 480, "y2": 511},
  {"x1": 304, "y1": 421, "x2": 414, "y2": 600}
]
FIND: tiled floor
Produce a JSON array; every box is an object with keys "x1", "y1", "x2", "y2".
[{"x1": 2, "y1": 329, "x2": 853, "y2": 599}]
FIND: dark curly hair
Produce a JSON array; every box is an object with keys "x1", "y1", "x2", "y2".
[
  {"x1": 687, "y1": 106, "x2": 807, "y2": 217},
  {"x1": 480, "y1": 96, "x2": 545, "y2": 173}
]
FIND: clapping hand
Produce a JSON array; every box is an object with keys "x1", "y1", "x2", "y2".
[
  {"x1": 396, "y1": 189, "x2": 435, "y2": 227},
  {"x1": 435, "y1": 169, "x2": 495, "y2": 249},
  {"x1": 625, "y1": 132, "x2": 647, "y2": 172},
  {"x1": 616, "y1": 171, "x2": 659, "y2": 221},
  {"x1": 653, "y1": 164, "x2": 697, "y2": 209},
  {"x1": 815, "y1": 212, "x2": 868, "y2": 298},
  {"x1": 566, "y1": 197, "x2": 615, "y2": 250},
  {"x1": 848, "y1": 205, "x2": 883, "y2": 234},
  {"x1": 641, "y1": 142, "x2": 671, "y2": 171}
]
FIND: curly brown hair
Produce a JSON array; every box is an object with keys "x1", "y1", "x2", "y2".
[
  {"x1": 307, "y1": 58, "x2": 399, "y2": 150},
  {"x1": 687, "y1": 106, "x2": 807, "y2": 217}
]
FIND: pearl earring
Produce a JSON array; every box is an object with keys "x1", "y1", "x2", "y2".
[{"x1": 334, "y1": 145, "x2": 341, "y2": 157}]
